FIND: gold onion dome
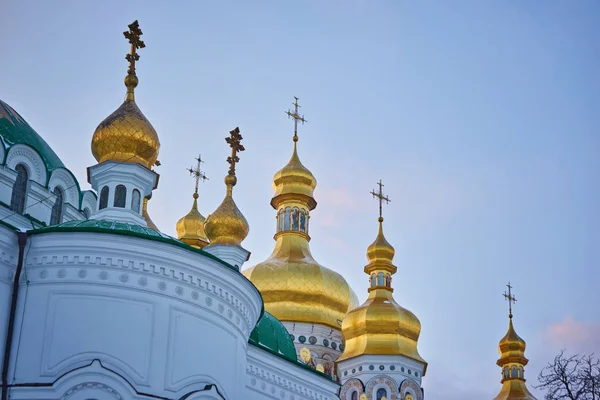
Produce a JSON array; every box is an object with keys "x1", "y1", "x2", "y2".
[
  {"x1": 91, "y1": 21, "x2": 160, "y2": 170},
  {"x1": 204, "y1": 128, "x2": 249, "y2": 246},
  {"x1": 338, "y1": 217, "x2": 426, "y2": 368},
  {"x1": 243, "y1": 98, "x2": 357, "y2": 330},
  {"x1": 177, "y1": 193, "x2": 209, "y2": 248}
]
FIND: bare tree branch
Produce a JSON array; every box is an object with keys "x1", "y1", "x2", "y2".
[{"x1": 536, "y1": 351, "x2": 600, "y2": 400}]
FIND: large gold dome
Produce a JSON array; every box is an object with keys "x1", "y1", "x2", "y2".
[
  {"x1": 91, "y1": 94, "x2": 160, "y2": 169},
  {"x1": 243, "y1": 132, "x2": 357, "y2": 330},
  {"x1": 338, "y1": 218, "x2": 427, "y2": 369},
  {"x1": 243, "y1": 233, "x2": 358, "y2": 329}
]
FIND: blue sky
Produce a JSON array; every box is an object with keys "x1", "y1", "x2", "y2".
[{"x1": 2, "y1": 1, "x2": 599, "y2": 398}]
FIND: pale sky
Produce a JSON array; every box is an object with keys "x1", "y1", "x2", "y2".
[{"x1": 2, "y1": 1, "x2": 599, "y2": 399}]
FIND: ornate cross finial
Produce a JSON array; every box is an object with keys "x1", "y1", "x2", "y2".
[
  {"x1": 124, "y1": 20, "x2": 145, "y2": 76},
  {"x1": 370, "y1": 179, "x2": 391, "y2": 221},
  {"x1": 285, "y1": 96, "x2": 307, "y2": 142},
  {"x1": 503, "y1": 282, "x2": 517, "y2": 318},
  {"x1": 187, "y1": 154, "x2": 208, "y2": 196},
  {"x1": 225, "y1": 127, "x2": 245, "y2": 176}
]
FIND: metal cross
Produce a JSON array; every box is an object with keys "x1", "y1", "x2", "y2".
[
  {"x1": 225, "y1": 127, "x2": 245, "y2": 176},
  {"x1": 503, "y1": 282, "x2": 517, "y2": 317},
  {"x1": 187, "y1": 154, "x2": 208, "y2": 195},
  {"x1": 285, "y1": 96, "x2": 307, "y2": 140},
  {"x1": 370, "y1": 179, "x2": 391, "y2": 219},
  {"x1": 123, "y1": 20, "x2": 146, "y2": 76}
]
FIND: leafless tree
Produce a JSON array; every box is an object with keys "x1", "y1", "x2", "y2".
[{"x1": 536, "y1": 350, "x2": 600, "y2": 400}]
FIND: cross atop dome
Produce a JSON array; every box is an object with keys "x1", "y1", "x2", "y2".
[
  {"x1": 187, "y1": 154, "x2": 208, "y2": 198},
  {"x1": 370, "y1": 179, "x2": 390, "y2": 221},
  {"x1": 286, "y1": 96, "x2": 307, "y2": 142},
  {"x1": 226, "y1": 127, "x2": 245, "y2": 177},
  {"x1": 124, "y1": 20, "x2": 145, "y2": 77},
  {"x1": 503, "y1": 282, "x2": 517, "y2": 319}
]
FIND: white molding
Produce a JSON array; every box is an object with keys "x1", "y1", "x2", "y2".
[
  {"x1": 203, "y1": 243, "x2": 250, "y2": 269},
  {"x1": 5, "y1": 144, "x2": 47, "y2": 185}
]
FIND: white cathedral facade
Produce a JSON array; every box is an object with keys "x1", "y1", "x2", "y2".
[{"x1": 0, "y1": 21, "x2": 537, "y2": 400}]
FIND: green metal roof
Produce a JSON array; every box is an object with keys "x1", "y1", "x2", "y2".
[
  {"x1": 249, "y1": 312, "x2": 297, "y2": 362},
  {"x1": 27, "y1": 219, "x2": 239, "y2": 272},
  {"x1": 0, "y1": 99, "x2": 65, "y2": 171}
]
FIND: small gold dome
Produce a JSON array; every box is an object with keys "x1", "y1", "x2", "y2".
[
  {"x1": 204, "y1": 176, "x2": 249, "y2": 246},
  {"x1": 271, "y1": 141, "x2": 317, "y2": 210},
  {"x1": 366, "y1": 217, "x2": 396, "y2": 266},
  {"x1": 177, "y1": 193, "x2": 209, "y2": 248},
  {"x1": 499, "y1": 318, "x2": 527, "y2": 358},
  {"x1": 91, "y1": 98, "x2": 160, "y2": 169},
  {"x1": 338, "y1": 218, "x2": 426, "y2": 370}
]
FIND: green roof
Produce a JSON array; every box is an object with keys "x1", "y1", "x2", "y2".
[
  {"x1": 27, "y1": 219, "x2": 239, "y2": 272},
  {"x1": 249, "y1": 312, "x2": 297, "y2": 362},
  {"x1": 0, "y1": 99, "x2": 65, "y2": 171}
]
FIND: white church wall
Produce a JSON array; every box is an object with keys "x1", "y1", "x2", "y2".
[
  {"x1": 8, "y1": 231, "x2": 262, "y2": 400},
  {"x1": 0, "y1": 226, "x2": 18, "y2": 363},
  {"x1": 245, "y1": 344, "x2": 339, "y2": 400}
]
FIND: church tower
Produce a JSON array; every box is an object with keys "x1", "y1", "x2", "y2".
[
  {"x1": 243, "y1": 98, "x2": 357, "y2": 378},
  {"x1": 493, "y1": 284, "x2": 538, "y2": 400},
  {"x1": 337, "y1": 181, "x2": 427, "y2": 400},
  {"x1": 87, "y1": 21, "x2": 160, "y2": 225}
]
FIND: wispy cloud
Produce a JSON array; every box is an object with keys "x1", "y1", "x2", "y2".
[{"x1": 541, "y1": 317, "x2": 600, "y2": 354}]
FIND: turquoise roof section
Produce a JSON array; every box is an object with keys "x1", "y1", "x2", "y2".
[
  {"x1": 249, "y1": 312, "x2": 296, "y2": 362},
  {"x1": 28, "y1": 219, "x2": 241, "y2": 272},
  {"x1": 0, "y1": 99, "x2": 65, "y2": 171}
]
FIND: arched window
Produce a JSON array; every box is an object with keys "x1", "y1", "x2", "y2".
[
  {"x1": 50, "y1": 187, "x2": 64, "y2": 225},
  {"x1": 277, "y1": 209, "x2": 284, "y2": 232},
  {"x1": 300, "y1": 209, "x2": 306, "y2": 232},
  {"x1": 284, "y1": 207, "x2": 291, "y2": 230},
  {"x1": 386, "y1": 274, "x2": 391, "y2": 287},
  {"x1": 114, "y1": 185, "x2": 127, "y2": 208},
  {"x1": 504, "y1": 366, "x2": 509, "y2": 379},
  {"x1": 371, "y1": 273, "x2": 376, "y2": 287},
  {"x1": 376, "y1": 388, "x2": 387, "y2": 400},
  {"x1": 377, "y1": 272, "x2": 384, "y2": 286},
  {"x1": 350, "y1": 392, "x2": 358, "y2": 400},
  {"x1": 292, "y1": 207, "x2": 299, "y2": 230},
  {"x1": 511, "y1": 366, "x2": 518, "y2": 378},
  {"x1": 10, "y1": 164, "x2": 28, "y2": 213},
  {"x1": 99, "y1": 186, "x2": 109, "y2": 209},
  {"x1": 519, "y1": 367, "x2": 523, "y2": 378},
  {"x1": 131, "y1": 189, "x2": 141, "y2": 213}
]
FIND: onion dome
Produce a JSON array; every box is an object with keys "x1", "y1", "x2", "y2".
[
  {"x1": 204, "y1": 128, "x2": 249, "y2": 246},
  {"x1": 91, "y1": 21, "x2": 160, "y2": 170},
  {"x1": 177, "y1": 193, "x2": 209, "y2": 248},
  {"x1": 243, "y1": 117, "x2": 357, "y2": 330},
  {"x1": 249, "y1": 312, "x2": 297, "y2": 362},
  {"x1": 0, "y1": 99, "x2": 65, "y2": 171},
  {"x1": 338, "y1": 214, "x2": 427, "y2": 370},
  {"x1": 493, "y1": 301, "x2": 537, "y2": 400}
]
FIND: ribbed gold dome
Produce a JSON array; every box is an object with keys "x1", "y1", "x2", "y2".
[
  {"x1": 204, "y1": 175, "x2": 249, "y2": 246},
  {"x1": 177, "y1": 193, "x2": 209, "y2": 248},
  {"x1": 271, "y1": 140, "x2": 317, "y2": 210},
  {"x1": 243, "y1": 133, "x2": 357, "y2": 330},
  {"x1": 498, "y1": 318, "x2": 527, "y2": 360},
  {"x1": 338, "y1": 218, "x2": 426, "y2": 370}
]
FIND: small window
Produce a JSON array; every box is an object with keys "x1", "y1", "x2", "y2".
[
  {"x1": 386, "y1": 274, "x2": 391, "y2": 287},
  {"x1": 376, "y1": 388, "x2": 387, "y2": 400},
  {"x1": 278, "y1": 209, "x2": 284, "y2": 232},
  {"x1": 519, "y1": 367, "x2": 523, "y2": 378},
  {"x1": 131, "y1": 189, "x2": 141, "y2": 213},
  {"x1": 511, "y1": 366, "x2": 518, "y2": 378},
  {"x1": 504, "y1": 366, "x2": 509, "y2": 378},
  {"x1": 350, "y1": 392, "x2": 358, "y2": 400},
  {"x1": 99, "y1": 186, "x2": 109, "y2": 209},
  {"x1": 371, "y1": 273, "x2": 376, "y2": 287},
  {"x1": 10, "y1": 164, "x2": 28, "y2": 214},
  {"x1": 300, "y1": 210, "x2": 306, "y2": 232},
  {"x1": 50, "y1": 187, "x2": 64, "y2": 225},
  {"x1": 377, "y1": 272, "x2": 384, "y2": 286},
  {"x1": 114, "y1": 185, "x2": 127, "y2": 208},
  {"x1": 284, "y1": 207, "x2": 291, "y2": 230},
  {"x1": 292, "y1": 207, "x2": 299, "y2": 230}
]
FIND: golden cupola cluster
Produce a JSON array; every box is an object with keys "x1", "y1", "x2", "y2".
[
  {"x1": 91, "y1": 20, "x2": 160, "y2": 170},
  {"x1": 493, "y1": 285, "x2": 537, "y2": 400},
  {"x1": 243, "y1": 98, "x2": 358, "y2": 330},
  {"x1": 176, "y1": 156, "x2": 210, "y2": 248},
  {"x1": 204, "y1": 127, "x2": 249, "y2": 247},
  {"x1": 338, "y1": 182, "x2": 427, "y2": 370}
]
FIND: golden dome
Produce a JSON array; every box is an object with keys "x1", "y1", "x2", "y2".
[
  {"x1": 271, "y1": 139, "x2": 317, "y2": 210},
  {"x1": 204, "y1": 175, "x2": 249, "y2": 247},
  {"x1": 498, "y1": 318, "x2": 527, "y2": 362},
  {"x1": 91, "y1": 21, "x2": 159, "y2": 170},
  {"x1": 243, "y1": 129, "x2": 357, "y2": 330},
  {"x1": 243, "y1": 233, "x2": 358, "y2": 329},
  {"x1": 338, "y1": 218, "x2": 427, "y2": 370},
  {"x1": 177, "y1": 193, "x2": 209, "y2": 248}
]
